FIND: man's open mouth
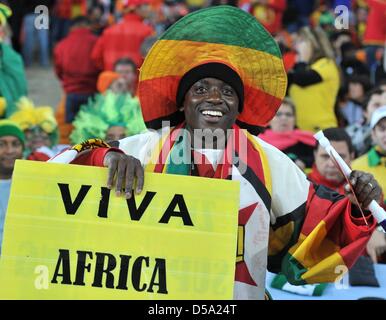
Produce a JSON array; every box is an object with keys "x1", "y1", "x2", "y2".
[{"x1": 200, "y1": 110, "x2": 224, "y2": 122}]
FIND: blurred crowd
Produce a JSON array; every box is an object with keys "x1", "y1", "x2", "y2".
[{"x1": 1, "y1": 0, "x2": 386, "y2": 266}]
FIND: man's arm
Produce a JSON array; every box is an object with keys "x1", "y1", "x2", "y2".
[{"x1": 257, "y1": 138, "x2": 378, "y2": 285}]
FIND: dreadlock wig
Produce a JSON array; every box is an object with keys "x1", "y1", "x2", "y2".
[{"x1": 70, "y1": 91, "x2": 147, "y2": 144}]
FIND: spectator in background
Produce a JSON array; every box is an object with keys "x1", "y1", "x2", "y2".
[
  {"x1": 92, "y1": 0, "x2": 154, "y2": 70},
  {"x1": 308, "y1": 127, "x2": 355, "y2": 195},
  {"x1": 88, "y1": 3, "x2": 106, "y2": 36},
  {"x1": 6, "y1": 0, "x2": 23, "y2": 53},
  {"x1": 363, "y1": 0, "x2": 386, "y2": 72},
  {"x1": 338, "y1": 75, "x2": 371, "y2": 126},
  {"x1": 96, "y1": 71, "x2": 126, "y2": 94},
  {"x1": 340, "y1": 42, "x2": 370, "y2": 79},
  {"x1": 346, "y1": 88, "x2": 386, "y2": 156},
  {"x1": 330, "y1": 30, "x2": 352, "y2": 65},
  {"x1": 21, "y1": 0, "x2": 55, "y2": 68},
  {"x1": 244, "y1": 0, "x2": 287, "y2": 35},
  {"x1": 0, "y1": 120, "x2": 24, "y2": 252},
  {"x1": 259, "y1": 97, "x2": 315, "y2": 171},
  {"x1": 288, "y1": 26, "x2": 340, "y2": 132},
  {"x1": 114, "y1": 58, "x2": 138, "y2": 96},
  {"x1": 52, "y1": 0, "x2": 88, "y2": 44},
  {"x1": 0, "y1": 3, "x2": 27, "y2": 118},
  {"x1": 352, "y1": 106, "x2": 386, "y2": 200},
  {"x1": 70, "y1": 90, "x2": 146, "y2": 144},
  {"x1": 282, "y1": 0, "x2": 316, "y2": 32},
  {"x1": 9, "y1": 97, "x2": 61, "y2": 161},
  {"x1": 54, "y1": 16, "x2": 100, "y2": 123},
  {"x1": 154, "y1": 0, "x2": 189, "y2": 35}
]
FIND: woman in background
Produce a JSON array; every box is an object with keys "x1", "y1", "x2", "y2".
[
  {"x1": 260, "y1": 97, "x2": 316, "y2": 171},
  {"x1": 288, "y1": 26, "x2": 340, "y2": 132}
]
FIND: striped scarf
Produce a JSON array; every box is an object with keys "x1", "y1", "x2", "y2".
[{"x1": 145, "y1": 123, "x2": 273, "y2": 299}]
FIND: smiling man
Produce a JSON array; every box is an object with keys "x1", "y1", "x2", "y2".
[
  {"x1": 52, "y1": 6, "x2": 382, "y2": 300},
  {"x1": 0, "y1": 120, "x2": 24, "y2": 252}
]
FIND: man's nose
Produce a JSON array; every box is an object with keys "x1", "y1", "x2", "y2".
[
  {"x1": 206, "y1": 87, "x2": 223, "y2": 104},
  {"x1": 3, "y1": 144, "x2": 18, "y2": 155},
  {"x1": 326, "y1": 158, "x2": 336, "y2": 168}
]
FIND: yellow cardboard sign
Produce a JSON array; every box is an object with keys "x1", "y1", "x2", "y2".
[{"x1": 0, "y1": 160, "x2": 239, "y2": 299}]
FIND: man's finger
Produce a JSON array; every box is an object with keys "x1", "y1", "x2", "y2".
[
  {"x1": 125, "y1": 162, "x2": 135, "y2": 199},
  {"x1": 361, "y1": 188, "x2": 381, "y2": 209},
  {"x1": 106, "y1": 158, "x2": 118, "y2": 189},
  {"x1": 353, "y1": 174, "x2": 372, "y2": 197},
  {"x1": 115, "y1": 159, "x2": 127, "y2": 196},
  {"x1": 135, "y1": 162, "x2": 144, "y2": 194},
  {"x1": 356, "y1": 183, "x2": 373, "y2": 204},
  {"x1": 350, "y1": 171, "x2": 360, "y2": 186}
]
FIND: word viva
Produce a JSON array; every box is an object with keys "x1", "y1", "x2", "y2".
[{"x1": 57, "y1": 183, "x2": 194, "y2": 226}]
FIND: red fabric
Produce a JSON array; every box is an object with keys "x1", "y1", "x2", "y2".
[
  {"x1": 54, "y1": 0, "x2": 87, "y2": 19},
  {"x1": 91, "y1": 13, "x2": 154, "y2": 70},
  {"x1": 192, "y1": 151, "x2": 216, "y2": 178},
  {"x1": 363, "y1": 0, "x2": 386, "y2": 45},
  {"x1": 259, "y1": 129, "x2": 316, "y2": 151},
  {"x1": 71, "y1": 147, "x2": 123, "y2": 167},
  {"x1": 304, "y1": 183, "x2": 375, "y2": 267},
  {"x1": 27, "y1": 151, "x2": 51, "y2": 162},
  {"x1": 122, "y1": 0, "x2": 151, "y2": 7},
  {"x1": 283, "y1": 51, "x2": 296, "y2": 72},
  {"x1": 250, "y1": 0, "x2": 287, "y2": 35},
  {"x1": 54, "y1": 28, "x2": 100, "y2": 94},
  {"x1": 307, "y1": 164, "x2": 346, "y2": 194}
]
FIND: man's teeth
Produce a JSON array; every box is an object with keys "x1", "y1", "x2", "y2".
[{"x1": 201, "y1": 110, "x2": 223, "y2": 117}]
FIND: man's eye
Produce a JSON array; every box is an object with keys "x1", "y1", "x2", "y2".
[
  {"x1": 195, "y1": 86, "x2": 207, "y2": 94},
  {"x1": 223, "y1": 88, "x2": 234, "y2": 96}
]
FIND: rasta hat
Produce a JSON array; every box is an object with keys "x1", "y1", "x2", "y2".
[
  {"x1": 138, "y1": 5, "x2": 287, "y2": 134},
  {"x1": 0, "y1": 3, "x2": 12, "y2": 26},
  {"x1": 70, "y1": 92, "x2": 147, "y2": 144}
]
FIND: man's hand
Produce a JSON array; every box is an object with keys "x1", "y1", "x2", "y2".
[
  {"x1": 366, "y1": 229, "x2": 386, "y2": 263},
  {"x1": 344, "y1": 171, "x2": 382, "y2": 210},
  {"x1": 103, "y1": 151, "x2": 144, "y2": 199}
]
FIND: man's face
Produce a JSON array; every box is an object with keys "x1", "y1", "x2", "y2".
[
  {"x1": 372, "y1": 118, "x2": 386, "y2": 153},
  {"x1": 314, "y1": 140, "x2": 353, "y2": 183},
  {"x1": 270, "y1": 103, "x2": 295, "y2": 132},
  {"x1": 0, "y1": 136, "x2": 23, "y2": 178},
  {"x1": 136, "y1": 4, "x2": 151, "y2": 19},
  {"x1": 365, "y1": 94, "x2": 384, "y2": 123},
  {"x1": 25, "y1": 127, "x2": 51, "y2": 151},
  {"x1": 348, "y1": 82, "x2": 364, "y2": 101},
  {"x1": 183, "y1": 77, "x2": 239, "y2": 133},
  {"x1": 115, "y1": 64, "x2": 137, "y2": 86},
  {"x1": 109, "y1": 78, "x2": 130, "y2": 94},
  {"x1": 105, "y1": 126, "x2": 127, "y2": 141}
]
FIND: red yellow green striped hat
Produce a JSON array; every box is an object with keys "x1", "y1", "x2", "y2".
[{"x1": 138, "y1": 5, "x2": 287, "y2": 133}]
